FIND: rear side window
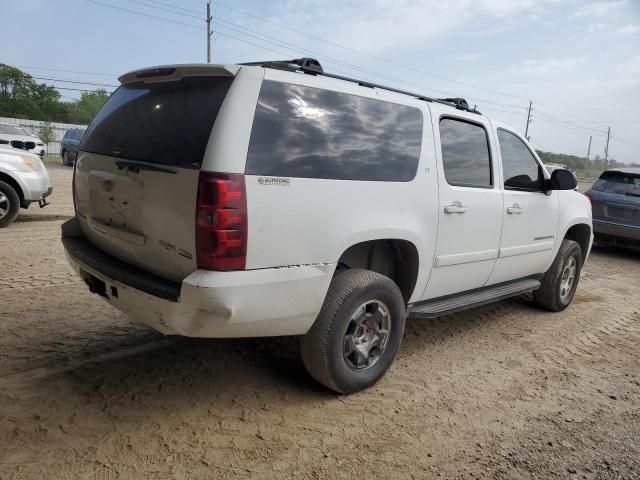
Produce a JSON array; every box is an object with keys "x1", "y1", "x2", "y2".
[
  {"x1": 439, "y1": 118, "x2": 492, "y2": 188},
  {"x1": 592, "y1": 172, "x2": 640, "y2": 196},
  {"x1": 498, "y1": 129, "x2": 543, "y2": 191},
  {"x1": 245, "y1": 81, "x2": 423, "y2": 182},
  {"x1": 81, "y1": 76, "x2": 233, "y2": 168}
]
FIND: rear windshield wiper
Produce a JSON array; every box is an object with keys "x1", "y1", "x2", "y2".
[{"x1": 115, "y1": 160, "x2": 176, "y2": 175}]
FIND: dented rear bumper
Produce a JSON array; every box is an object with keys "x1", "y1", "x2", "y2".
[{"x1": 62, "y1": 218, "x2": 334, "y2": 338}]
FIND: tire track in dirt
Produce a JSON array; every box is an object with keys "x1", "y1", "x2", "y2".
[{"x1": 0, "y1": 271, "x2": 82, "y2": 292}]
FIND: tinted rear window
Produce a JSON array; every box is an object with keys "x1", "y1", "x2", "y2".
[
  {"x1": 593, "y1": 172, "x2": 640, "y2": 196},
  {"x1": 439, "y1": 118, "x2": 492, "y2": 188},
  {"x1": 81, "y1": 76, "x2": 233, "y2": 167},
  {"x1": 246, "y1": 81, "x2": 423, "y2": 181}
]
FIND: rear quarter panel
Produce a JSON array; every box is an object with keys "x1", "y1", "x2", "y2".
[{"x1": 241, "y1": 70, "x2": 439, "y2": 303}]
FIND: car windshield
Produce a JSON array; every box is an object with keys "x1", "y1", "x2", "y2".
[
  {"x1": 0, "y1": 124, "x2": 29, "y2": 136},
  {"x1": 592, "y1": 171, "x2": 640, "y2": 196}
]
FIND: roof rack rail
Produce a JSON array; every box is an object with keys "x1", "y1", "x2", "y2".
[{"x1": 242, "y1": 57, "x2": 481, "y2": 115}]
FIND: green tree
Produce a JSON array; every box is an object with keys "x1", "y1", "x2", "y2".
[
  {"x1": 0, "y1": 63, "x2": 67, "y2": 121},
  {"x1": 37, "y1": 122, "x2": 55, "y2": 146},
  {"x1": 67, "y1": 89, "x2": 109, "y2": 124}
]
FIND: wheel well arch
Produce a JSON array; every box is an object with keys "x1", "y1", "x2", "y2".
[
  {"x1": 0, "y1": 172, "x2": 24, "y2": 202},
  {"x1": 563, "y1": 223, "x2": 591, "y2": 262},
  {"x1": 336, "y1": 239, "x2": 419, "y2": 303}
]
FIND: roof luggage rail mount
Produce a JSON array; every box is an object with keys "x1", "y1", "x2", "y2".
[{"x1": 242, "y1": 57, "x2": 480, "y2": 114}]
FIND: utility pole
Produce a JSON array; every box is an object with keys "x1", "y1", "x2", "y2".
[
  {"x1": 525, "y1": 100, "x2": 533, "y2": 140},
  {"x1": 587, "y1": 135, "x2": 592, "y2": 160},
  {"x1": 206, "y1": 1, "x2": 213, "y2": 63},
  {"x1": 604, "y1": 127, "x2": 611, "y2": 169}
]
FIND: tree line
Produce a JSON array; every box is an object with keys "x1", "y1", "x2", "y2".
[
  {"x1": 535, "y1": 150, "x2": 637, "y2": 172},
  {"x1": 0, "y1": 63, "x2": 109, "y2": 125}
]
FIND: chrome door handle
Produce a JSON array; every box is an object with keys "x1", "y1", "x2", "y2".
[
  {"x1": 507, "y1": 203, "x2": 523, "y2": 214},
  {"x1": 444, "y1": 201, "x2": 467, "y2": 214}
]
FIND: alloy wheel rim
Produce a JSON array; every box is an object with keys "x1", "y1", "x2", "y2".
[
  {"x1": 0, "y1": 192, "x2": 9, "y2": 220},
  {"x1": 343, "y1": 299, "x2": 391, "y2": 371},
  {"x1": 560, "y1": 256, "x2": 577, "y2": 299}
]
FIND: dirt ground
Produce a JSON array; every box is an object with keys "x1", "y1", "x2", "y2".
[{"x1": 0, "y1": 168, "x2": 638, "y2": 480}]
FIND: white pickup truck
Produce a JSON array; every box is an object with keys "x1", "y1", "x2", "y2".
[{"x1": 62, "y1": 58, "x2": 592, "y2": 393}]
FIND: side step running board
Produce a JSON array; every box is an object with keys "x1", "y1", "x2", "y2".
[{"x1": 408, "y1": 278, "x2": 541, "y2": 319}]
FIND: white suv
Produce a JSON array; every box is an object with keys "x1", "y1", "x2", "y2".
[
  {"x1": 0, "y1": 123, "x2": 47, "y2": 158},
  {"x1": 62, "y1": 59, "x2": 592, "y2": 393},
  {"x1": 0, "y1": 146, "x2": 52, "y2": 227}
]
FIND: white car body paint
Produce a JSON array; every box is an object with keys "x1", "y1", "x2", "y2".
[
  {"x1": 0, "y1": 146, "x2": 51, "y2": 203},
  {"x1": 62, "y1": 63, "x2": 593, "y2": 338},
  {"x1": 0, "y1": 124, "x2": 46, "y2": 158}
]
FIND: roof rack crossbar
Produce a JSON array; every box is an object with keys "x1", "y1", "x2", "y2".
[{"x1": 242, "y1": 57, "x2": 481, "y2": 114}]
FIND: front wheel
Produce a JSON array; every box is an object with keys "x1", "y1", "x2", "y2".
[
  {"x1": 0, "y1": 180, "x2": 20, "y2": 228},
  {"x1": 533, "y1": 239, "x2": 582, "y2": 312},
  {"x1": 300, "y1": 269, "x2": 406, "y2": 394}
]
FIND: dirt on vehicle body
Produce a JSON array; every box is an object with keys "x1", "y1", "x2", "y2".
[{"x1": 0, "y1": 168, "x2": 638, "y2": 479}]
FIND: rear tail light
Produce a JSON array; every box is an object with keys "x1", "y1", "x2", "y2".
[{"x1": 196, "y1": 172, "x2": 247, "y2": 270}]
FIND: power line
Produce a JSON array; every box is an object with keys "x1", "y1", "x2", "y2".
[
  {"x1": 84, "y1": 0, "x2": 204, "y2": 30},
  {"x1": 82, "y1": 0, "x2": 639, "y2": 160},
  {"x1": 0, "y1": 73, "x2": 117, "y2": 88},
  {"x1": 107, "y1": 0, "x2": 640, "y2": 120},
  {"x1": 129, "y1": 0, "x2": 202, "y2": 20},
  {"x1": 14, "y1": 65, "x2": 117, "y2": 78}
]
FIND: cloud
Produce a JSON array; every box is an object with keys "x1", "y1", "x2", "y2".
[
  {"x1": 510, "y1": 57, "x2": 587, "y2": 75},
  {"x1": 617, "y1": 54, "x2": 640, "y2": 75},
  {"x1": 616, "y1": 24, "x2": 640, "y2": 34},
  {"x1": 275, "y1": 0, "x2": 555, "y2": 54},
  {"x1": 612, "y1": 55, "x2": 640, "y2": 89},
  {"x1": 572, "y1": 1, "x2": 626, "y2": 17},
  {"x1": 588, "y1": 23, "x2": 608, "y2": 33}
]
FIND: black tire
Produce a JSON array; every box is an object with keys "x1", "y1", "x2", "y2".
[
  {"x1": 62, "y1": 150, "x2": 71, "y2": 166},
  {"x1": 300, "y1": 269, "x2": 406, "y2": 394},
  {"x1": 533, "y1": 239, "x2": 582, "y2": 312},
  {"x1": 0, "y1": 180, "x2": 20, "y2": 228}
]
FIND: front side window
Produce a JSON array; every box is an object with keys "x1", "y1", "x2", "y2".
[
  {"x1": 245, "y1": 81, "x2": 423, "y2": 182},
  {"x1": 498, "y1": 129, "x2": 543, "y2": 191}
]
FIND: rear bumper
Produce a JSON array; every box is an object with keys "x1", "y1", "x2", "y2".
[
  {"x1": 61, "y1": 218, "x2": 334, "y2": 338},
  {"x1": 593, "y1": 219, "x2": 640, "y2": 241}
]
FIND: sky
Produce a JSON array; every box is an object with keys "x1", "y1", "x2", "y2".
[{"x1": 1, "y1": 0, "x2": 639, "y2": 163}]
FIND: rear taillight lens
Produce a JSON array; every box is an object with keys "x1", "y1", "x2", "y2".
[{"x1": 196, "y1": 172, "x2": 247, "y2": 270}]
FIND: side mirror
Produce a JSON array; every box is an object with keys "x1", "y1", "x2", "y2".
[{"x1": 549, "y1": 168, "x2": 577, "y2": 191}]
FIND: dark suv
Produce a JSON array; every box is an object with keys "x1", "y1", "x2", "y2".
[
  {"x1": 61, "y1": 128, "x2": 85, "y2": 166},
  {"x1": 586, "y1": 168, "x2": 640, "y2": 247}
]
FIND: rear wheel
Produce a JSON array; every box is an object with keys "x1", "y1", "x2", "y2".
[
  {"x1": 533, "y1": 239, "x2": 582, "y2": 312},
  {"x1": 300, "y1": 269, "x2": 406, "y2": 394},
  {"x1": 0, "y1": 181, "x2": 20, "y2": 228},
  {"x1": 63, "y1": 150, "x2": 73, "y2": 166}
]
